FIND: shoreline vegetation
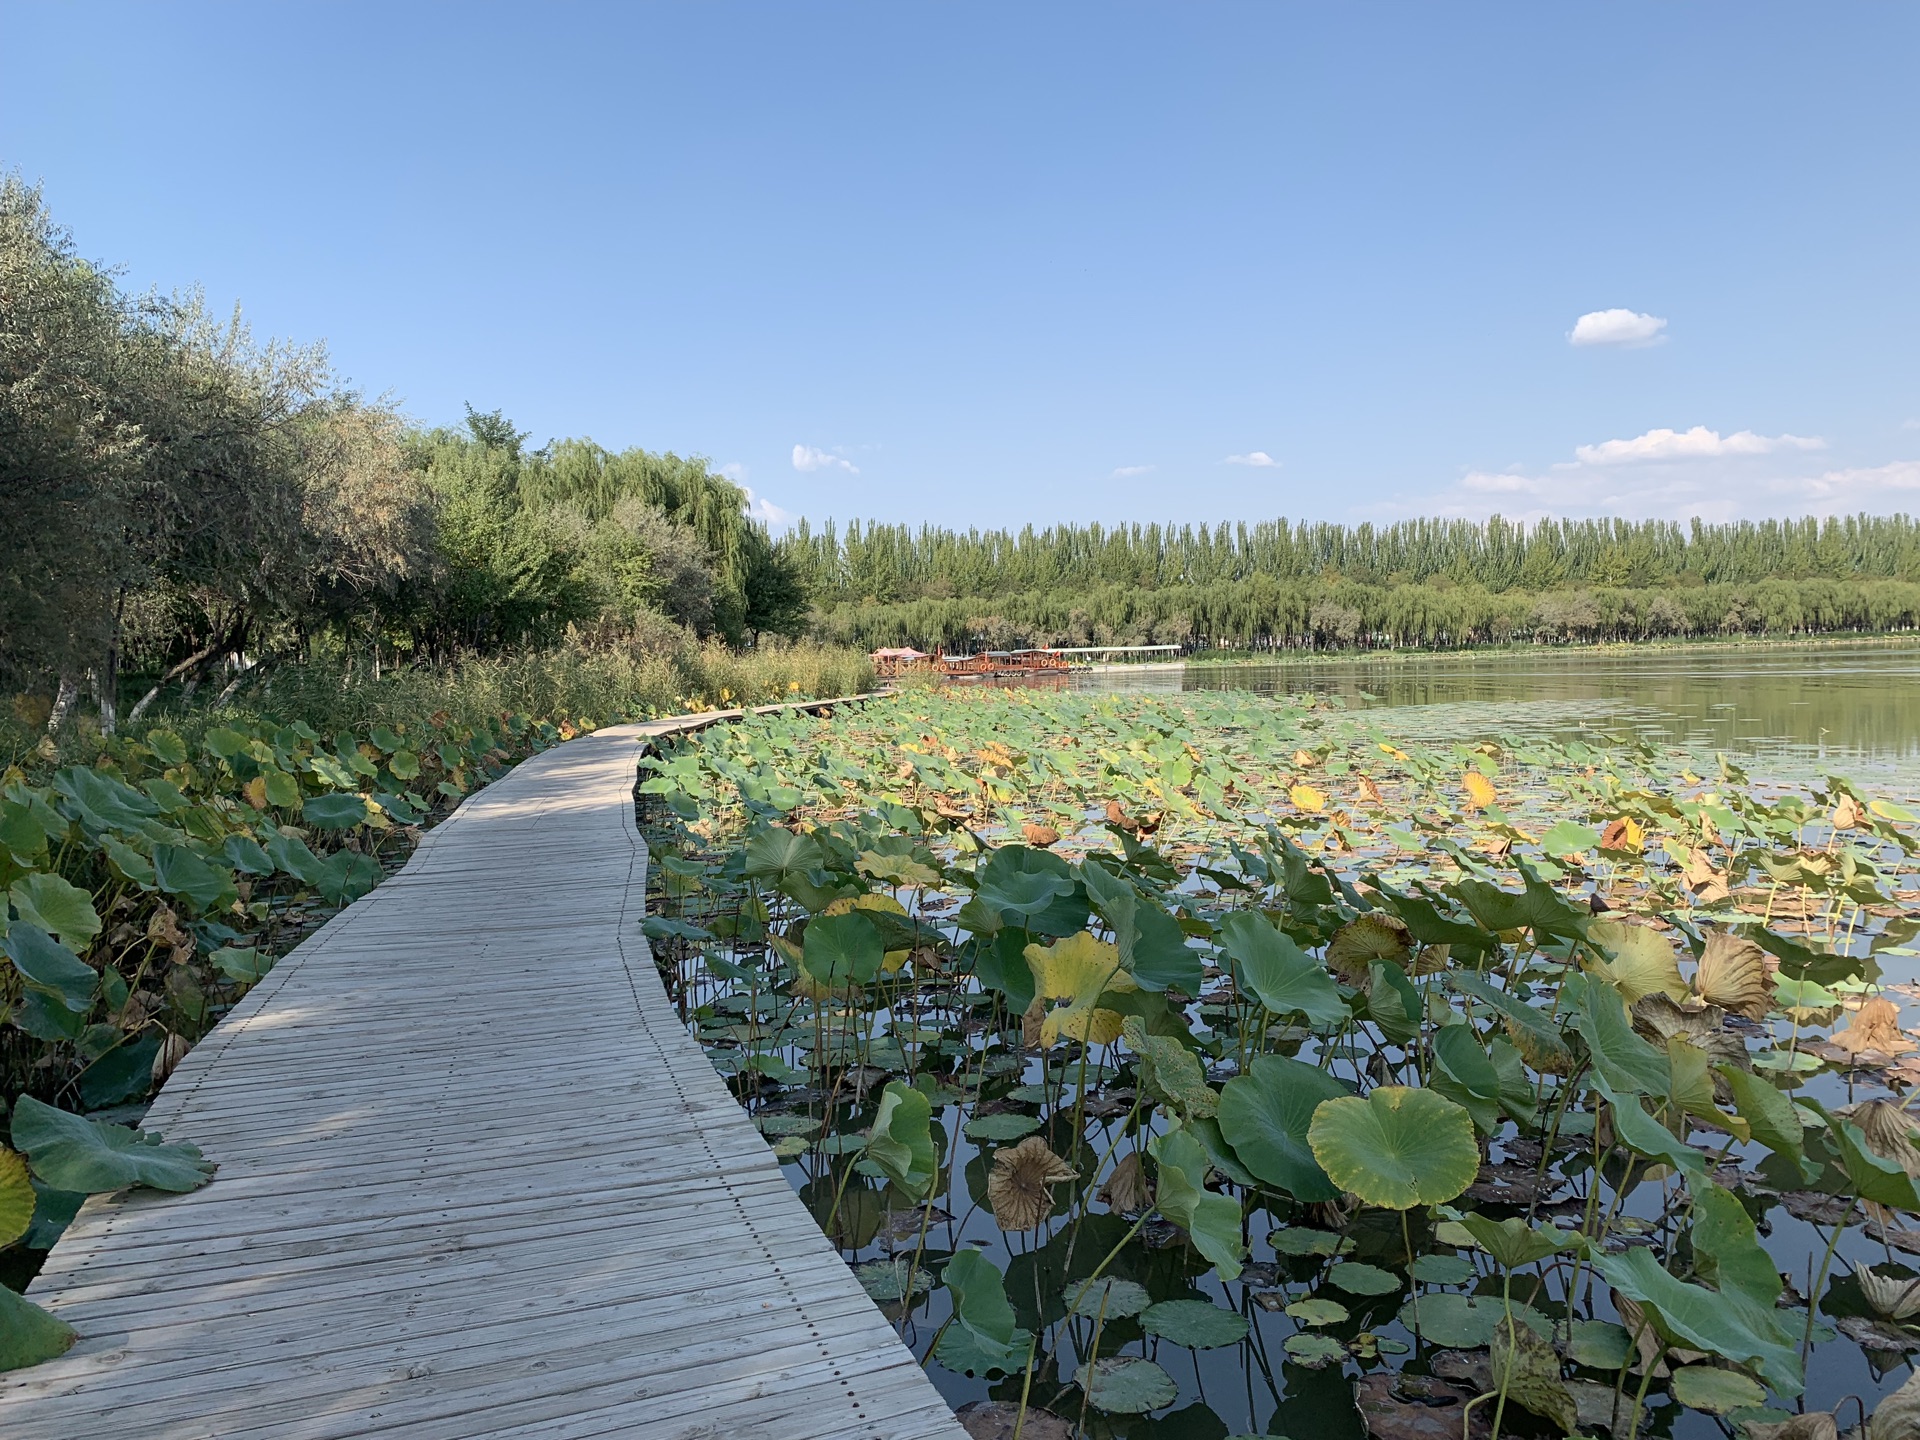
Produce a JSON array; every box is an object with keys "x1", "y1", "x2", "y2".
[{"x1": 1152, "y1": 631, "x2": 1920, "y2": 671}]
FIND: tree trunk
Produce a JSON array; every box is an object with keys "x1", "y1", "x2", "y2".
[
  {"x1": 48, "y1": 674, "x2": 79, "y2": 732},
  {"x1": 127, "y1": 630, "x2": 237, "y2": 725}
]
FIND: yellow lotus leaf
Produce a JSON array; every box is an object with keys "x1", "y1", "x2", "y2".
[
  {"x1": 1025, "y1": 931, "x2": 1136, "y2": 1046},
  {"x1": 1289, "y1": 784, "x2": 1327, "y2": 814},
  {"x1": 1356, "y1": 775, "x2": 1384, "y2": 806},
  {"x1": 1587, "y1": 919, "x2": 1688, "y2": 1004},
  {"x1": 1378, "y1": 742, "x2": 1408, "y2": 760},
  {"x1": 1462, "y1": 771, "x2": 1497, "y2": 810}
]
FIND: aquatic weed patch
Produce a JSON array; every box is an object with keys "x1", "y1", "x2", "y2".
[{"x1": 638, "y1": 688, "x2": 1920, "y2": 1438}]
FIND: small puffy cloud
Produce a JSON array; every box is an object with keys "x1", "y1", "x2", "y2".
[
  {"x1": 1574, "y1": 426, "x2": 1824, "y2": 466},
  {"x1": 718, "y1": 461, "x2": 749, "y2": 482},
  {"x1": 792, "y1": 443, "x2": 858, "y2": 474},
  {"x1": 743, "y1": 487, "x2": 796, "y2": 532},
  {"x1": 1110, "y1": 464, "x2": 1154, "y2": 479},
  {"x1": 1224, "y1": 451, "x2": 1279, "y2": 468},
  {"x1": 1568, "y1": 308, "x2": 1668, "y2": 348}
]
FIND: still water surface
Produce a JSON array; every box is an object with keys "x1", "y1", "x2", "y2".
[{"x1": 1081, "y1": 643, "x2": 1920, "y2": 790}]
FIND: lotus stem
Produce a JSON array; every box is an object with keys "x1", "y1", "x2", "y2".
[{"x1": 1802, "y1": 1198, "x2": 1855, "y2": 1359}]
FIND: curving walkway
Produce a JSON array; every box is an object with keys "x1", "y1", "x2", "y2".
[{"x1": 0, "y1": 713, "x2": 966, "y2": 1440}]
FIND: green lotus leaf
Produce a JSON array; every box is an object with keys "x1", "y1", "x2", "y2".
[
  {"x1": 1149, "y1": 1124, "x2": 1245, "y2": 1280},
  {"x1": 152, "y1": 844, "x2": 237, "y2": 913},
  {"x1": 1218, "y1": 909, "x2": 1347, "y2": 1028},
  {"x1": 1671, "y1": 1365, "x2": 1768, "y2": 1415},
  {"x1": 7, "y1": 874, "x2": 100, "y2": 946},
  {"x1": 1081, "y1": 860, "x2": 1203, "y2": 993},
  {"x1": 1455, "y1": 1213, "x2": 1584, "y2": 1270},
  {"x1": 1, "y1": 925, "x2": 96, "y2": 1013},
  {"x1": 1268, "y1": 1226, "x2": 1354, "y2": 1257},
  {"x1": 801, "y1": 911, "x2": 885, "y2": 990},
  {"x1": 1396, "y1": 1293, "x2": 1550, "y2": 1348},
  {"x1": 0, "y1": 1285, "x2": 78, "y2": 1372},
  {"x1": 1123, "y1": 1018, "x2": 1216, "y2": 1120},
  {"x1": 1076, "y1": 1356, "x2": 1178, "y2": 1413},
  {"x1": 1430, "y1": 1023, "x2": 1505, "y2": 1135},
  {"x1": 1571, "y1": 978, "x2": 1671, "y2": 1098},
  {"x1": 1307, "y1": 1086, "x2": 1478, "y2": 1210},
  {"x1": 301, "y1": 793, "x2": 370, "y2": 830},
  {"x1": 936, "y1": 1249, "x2": 1032, "y2": 1377},
  {"x1": 9, "y1": 1096, "x2": 215, "y2": 1195},
  {"x1": 1452, "y1": 971, "x2": 1573, "y2": 1074},
  {"x1": 1691, "y1": 1182, "x2": 1782, "y2": 1306},
  {"x1": 1140, "y1": 1298, "x2": 1249, "y2": 1348},
  {"x1": 1589, "y1": 1246, "x2": 1802, "y2": 1398},
  {"x1": 1216, "y1": 1054, "x2": 1350, "y2": 1202},
  {"x1": 742, "y1": 827, "x2": 824, "y2": 886},
  {"x1": 867, "y1": 1081, "x2": 937, "y2": 1202}
]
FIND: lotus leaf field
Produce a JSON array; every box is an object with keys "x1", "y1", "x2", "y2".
[{"x1": 635, "y1": 687, "x2": 1920, "y2": 1440}]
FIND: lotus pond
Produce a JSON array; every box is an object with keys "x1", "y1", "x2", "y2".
[{"x1": 635, "y1": 686, "x2": 1920, "y2": 1440}]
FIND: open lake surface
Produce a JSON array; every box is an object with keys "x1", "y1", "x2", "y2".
[{"x1": 1081, "y1": 643, "x2": 1920, "y2": 794}]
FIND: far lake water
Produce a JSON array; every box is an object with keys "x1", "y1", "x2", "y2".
[{"x1": 1079, "y1": 642, "x2": 1920, "y2": 793}]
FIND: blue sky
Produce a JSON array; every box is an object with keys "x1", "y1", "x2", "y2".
[{"x1": 4, "y1": 3, "x2": 1916, "y2": 531}]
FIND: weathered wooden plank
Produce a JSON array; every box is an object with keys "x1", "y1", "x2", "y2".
[{"x1": 0, "y1": 711, "x2": 965, "y2": 1439}]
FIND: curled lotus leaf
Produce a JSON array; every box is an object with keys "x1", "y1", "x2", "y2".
[
  {"x1": 1122, "y1": 1018, "x2": 1217, "y2": 1120},
  {"x1": 1098, "y1": 1151, "x2": 1151, "y2": 1212},
  {"x1": 1870, "y1": 1369, "x2": 1920, "y2": 1440},
  {"x1": 1024, "y1": 931, "x2": 1135, "y2": 1046},
  {"x1": 1325, "y1": 913, "x2": 1413, "y2": 986},
  {"x1": 1693, "y1": 931, "x2": 1772, "y2": 1020},
  {"x1": 1588, "y1": 919, "x2": 1688, "y2": 1005},
  {"x1": 1856, "y1": 1265, "x2": 1920, "y2": 1322},
  {"x1": 1306, "y1": 1086, "x2": 1478, "y2": 1210},
  {"x1": 1462, "y1": 771, "x2": 1497, "y2": 810},
  {"x1": 1831, "y1": 998, "x2": 1917, "y2": 1059}
]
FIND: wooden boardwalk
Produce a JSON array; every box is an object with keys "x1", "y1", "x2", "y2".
[{"x1": 1, "y1": 713, "x2": 967, "y2": 1440}]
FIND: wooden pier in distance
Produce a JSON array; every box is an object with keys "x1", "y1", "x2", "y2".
[{"x1": 0, "y1": 708, "x2": 966, "y2": 1440}]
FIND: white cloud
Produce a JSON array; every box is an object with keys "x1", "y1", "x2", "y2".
[
  {"x1": 718, "y1": 461, "x2": 749, "y2": 482},
  {"x1": 1110, "y1": 464, "x2": 1154, "y2": 479},
  {"x1": 792, "y1": 443, "x2": 858, "y2": 474},
  {"x1": 1224, "y1": 451, "x2": 1280, "y2": 468},
  {"x1": 1568, "y1": 308, "x2": 1668, "y2": 348},
  {"x1": 742, "y1": 487, "x2": 796, "y2": 532},
  {"x1": 1372, "y1": 424, "x2": 1894, "y2": 524},
  {"x1": 1573, "y1": 426, "x2": 1825, "y2": 466}
]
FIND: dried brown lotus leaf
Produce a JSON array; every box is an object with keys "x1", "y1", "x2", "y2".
[
  {"x1": 1857, "y1": 1264, "x2": 1920, "y2": 1321},
  {"x1": 1870, "y1": 1369, "x2": 1920, "y2": 1440},
  {"x1": 988, "y1": 1135, "x2": 1076, "y2": 1231},
  {"x1": 1833, "y1": 795, "x2": 1867, "y2": 831},
  {"x1": 1692, "y1": 931, "x2": 1772, "y2": 1021},
  {"x1": 1325, "y1": 913, "x2": 1413, "y2": 986},
  {"x1": 1021, "y1": 822, "x2": 1061, "y2": 848},
  {"x1": 1021, "y1": 996, "x2": 1047, "y2": 1049},
  {"x1": 1744, "y1": 1413, "x2": 1838, "y2": 1440},
  {"x1": 151, "y1": 1031, "x2": 191, "y2": 1084},
  {"x1": 1832, "y1": 998, "x2": 1917, "y2": 1059},
  {"x1": 1098, "y1": 1151, "x2": 1151, "y2": 1213},
  {"x1": 1848, "y1": 1100, "x2": 1920, "y2": 1178}
]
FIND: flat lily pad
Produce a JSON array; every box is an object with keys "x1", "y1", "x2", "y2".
[
  {"x1": 1270, "y1": 1227, "x2": 1354, "y2": 1257},
  {"x1": 964, "y1": 1113, "x2": 1042, "y2": 1142},
  {"x1": 753, "y1": 1114, "x2": 821, "y2": 1136},
  {"x1": 1396, "y1": 1294, "x2": 1550, "y2": 1349},
  {"x1": 1068, "y1": 1276, "x2": 1151, "y2": 1319},
  {"x1": 1568, "y1": 1319, "x2": 1634, "y2": 1370},
  {"x1": 769, "y1": 1136, "x2": 808, "y2": 1161},
  {"x1": 1140, "y1": 1299, "x2": 1251, "y2": 1348},
  {"x1": 1286, "y1": 1298, "x2": 1350, "y2": 1326},
  {"x1": 1409, "y1": 1253, "x2": 1476, "y2": 1285},
  {"x1": 1283, "y1": 1332, "x2": 1348, "y2": 1368},
  {"x1": 854, "y1": 1258, "x2": 932, "y2": 1301},
  {"x1": 1671, "y1": 1365, "x2": 1767, "y2": 1414},
  {"x1": 1327, "y1": 1261, "x2": 1402, "y2": 1296},
  {"x1": 1075, "y1": 1356, "x2": 1178, "y2": 1413}
]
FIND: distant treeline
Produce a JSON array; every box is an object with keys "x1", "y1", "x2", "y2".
[
  {"x1": 808, "y1": 575, "x2": 1920, "y2": 652},
  {"x1": 789, "y1": 514, "x2": 1920, "y2": 599},
  {"x1": 2, "y1": 176, "x2": 805, "y2": 730}
]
